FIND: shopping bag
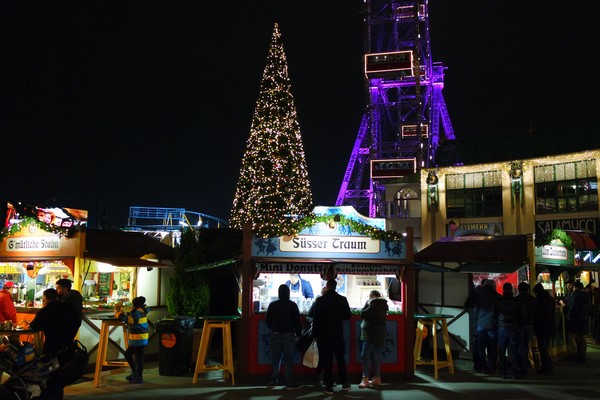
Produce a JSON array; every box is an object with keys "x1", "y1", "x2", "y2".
[{"x1": 302, "y1": 340, "x2": 319, "y2": 368}]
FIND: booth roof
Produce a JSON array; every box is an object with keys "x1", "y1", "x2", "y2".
[
  {"x1": 83, "y1": 229, "x2": 175, "y2": 266},
  {"x1": 414, "y1": 235, "x2": 530, "y2": 273},
  {"x1": 565, "y1": 230, "x2": 598, "y2": 250}
]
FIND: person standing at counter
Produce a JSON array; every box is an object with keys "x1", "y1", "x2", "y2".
[
  {"x1": 0, "y1": 281, "x2": 17, "y2": 324},
  {"x1": 516, "y1": 282, "x2": 536, "y2": 375},
  {"x1": 56, "y1": 278, "x2": 83, "y2": 327},
  {"x1": 285, "y1": 274, "x2": 314, "y2": 300},
  {"x1": 474, "y1": 279, "x2": 500, "y2": 375},
  {"x1": 312, "y1": 279, "x2": 352, "y2": 394},
  {"x1": 358, "y1": 290, "x2": 388, "y2": 388},
  {"x1": 566, "y1": 281, "x2": 592, "y2": 361},
  {"x1": 533, "y1": 283, "x2": 555, "y2": 374},
  {"x1": 265, "y1": 284, "x2": 302, "y2": 390},
  {"x1": 496, "y1": 282, "x2": 525, "y2": 380}
]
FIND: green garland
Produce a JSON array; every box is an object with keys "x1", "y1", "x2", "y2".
[
  {"x1": 535, "y1": 228, "x2": 574, "y2": 250},
  {"x1": 0, "y1": 216, "x2": 75, "y2": 242},
  {"x1": 257, "y1": 213, "x2": 405, "y2": 242}
]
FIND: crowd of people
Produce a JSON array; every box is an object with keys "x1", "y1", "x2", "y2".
[{"x1": 467, "y1": 278, "x2": 596, "y2": 380}]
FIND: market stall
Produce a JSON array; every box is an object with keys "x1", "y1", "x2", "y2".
[
  {"x1": 1, "y1": 202, "x2": 175, "y2": 363},
  {"x1": 237, "y1": 206, "x2": 415, "y2": 382}
]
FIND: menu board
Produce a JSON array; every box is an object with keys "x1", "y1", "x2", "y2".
[{"x1": 98, "y1": 273, "x2": 112, "y2": 298}]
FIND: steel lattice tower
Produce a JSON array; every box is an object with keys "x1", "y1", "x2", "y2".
[{"x1": 336, "y1": 0, "x2": 454, "y2": 218}]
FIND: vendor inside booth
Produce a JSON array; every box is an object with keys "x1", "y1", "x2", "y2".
[{"x1": 238, "y1": 206, "x2": 415, "y2": 382}]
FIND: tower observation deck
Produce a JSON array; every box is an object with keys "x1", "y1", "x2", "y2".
[{"x1": 336, "y1": 1, "x2": 455, "y2": 218}]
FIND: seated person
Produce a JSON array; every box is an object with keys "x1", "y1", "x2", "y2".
[{"x1": 27, "y1": 288, "x2": 79, "y2": 354}]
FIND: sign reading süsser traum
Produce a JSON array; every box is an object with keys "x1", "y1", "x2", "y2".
[{"x1": 280, "y1": 235, "x2": 380, "y2": 253}]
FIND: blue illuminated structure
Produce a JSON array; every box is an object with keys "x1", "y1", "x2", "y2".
[{"x1": 127, "y1": 206, "x2": 228, "y2": 231}]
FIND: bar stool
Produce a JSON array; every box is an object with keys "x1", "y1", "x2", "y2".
[
  {"x1": 192, "y1": 316, "x2": 239, "y2": 385},
  {"x1": 92, "y1": 317, "x2": 129, "y2": 388},
  {"x1": 414, "y1": 314, "x2": 454, "y2": 379}
]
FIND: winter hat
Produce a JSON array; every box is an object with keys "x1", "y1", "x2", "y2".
[{"x1": 132, "y1": 296, "x2": 146, "y2": 309}]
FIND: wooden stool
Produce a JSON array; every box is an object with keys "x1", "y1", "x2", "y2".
[
  {"x1": 414, "y1": 314, "x2": 454, "y2": 379},
  {"x1": 192, "y1": 316, "x2": 239, "y2": 385},
  {"x1": 93, "y1": 318, "x2": 129, "y2": 388}
]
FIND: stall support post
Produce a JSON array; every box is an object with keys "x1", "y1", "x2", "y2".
[
  {"x1": 237, "y1": 223, "x2": 253, "y2": 381},
  {"x1": 405, "y1": 226, "x2": 415, "y2": 376}
]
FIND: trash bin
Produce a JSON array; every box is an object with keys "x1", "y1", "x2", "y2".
[{"x1": 155, "y1": 316, "x2": 196, "y2": 376}]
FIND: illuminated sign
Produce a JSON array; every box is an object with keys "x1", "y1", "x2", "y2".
[
  {"x1": 395, "y1": 4, "x2": 426, "y2": 21},
  {"x1": 401, "y1": 124, "x2": 429, "y2": 138},
  {"x1": 6, "y1": 236, "x2": 60, "y2": 252},
  {"x1": 279, "y1": 235, "x2": 380, "y2": 254},
  {"x1": 541, "y1": 245, "x2": 568, "y2": 260},
  {"x1": 364, "y1": 51, "x2": 413, "y2": 78},
  {"x1": 256, "y1": 263, "x2": 402, "y2": 274},
  {"x1": 371, "y1": 158, "x2": 416, "y2": 179}
]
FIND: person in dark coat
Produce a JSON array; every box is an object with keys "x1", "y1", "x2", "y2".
[
  {"x1": 533, "y1": 283, "x2": 555, "y2": 374},
  {"x1": 465, "y1": 282, "x2": 483, "y2": 371},
  {"x1": 28, "y1": 288, "x2": 79, "y2": 399},
  {"x1": 516, "y1": 282, "x2": 536, "y2": 374},
  {"x1": 566, "y1": 281, "x2": 592, "y2": 361},
  {"x1": 496, "y1": 282, "x2": 525, "y2": 379},
  {"x1": 55, "y1": 278, "x2": 83, "y2": 328},
  {"x1": 358, "y1": 290, "x2": 388, "y2": 388},
  {"x1": 312, "y1": 279, "x2": 352, "y2": 394},
  {"x1": 265, "y1": 284, "x2": 302, "y2": 390},
  {"x1": 474, "y1": 279, "x2": 500, "y2": 374}
]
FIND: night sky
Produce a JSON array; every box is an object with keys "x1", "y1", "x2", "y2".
[{"x1": 2, "y1": 1, "x2": 598, "y2": 228}]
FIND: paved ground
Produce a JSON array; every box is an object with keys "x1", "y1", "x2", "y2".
[{"x1": 65, "y1": 340, "x2": 600, "y2": 400}]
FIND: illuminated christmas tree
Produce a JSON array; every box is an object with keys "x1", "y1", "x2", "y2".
[{"x1": 230, "y1": 23, "x2": 313, "y2": 236}]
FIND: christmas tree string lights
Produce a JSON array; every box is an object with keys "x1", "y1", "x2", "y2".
[{"x1": 230, "y1": 23, "x2": 314, "y2": 237}]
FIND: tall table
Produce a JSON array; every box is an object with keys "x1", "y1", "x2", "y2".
[
  {"x1": 90, "y1": 316, "x2": 129, "y2": 388},
  {"x1": 192, "y1": 315, "x2": 240, "y2": 385},
  {"x1": 414, "y1": 314, "x2": 455, "y2": 379}
]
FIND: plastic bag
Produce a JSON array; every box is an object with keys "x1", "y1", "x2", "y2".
[{"x1": 302, "y1": 340, "x2": 319, "y2": 368}]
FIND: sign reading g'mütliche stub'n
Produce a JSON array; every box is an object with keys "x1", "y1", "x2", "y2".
[
  {"x1": 279, "y1": 235, "x2": 380, "y2": 254},
  {"x1": 541, "y1": 245, "x2": 568, "y2": 260},
  {"x1": 6, "y1": 236, "x2": 61, "y2": 252}
]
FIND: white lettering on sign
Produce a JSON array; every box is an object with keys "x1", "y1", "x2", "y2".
[
  {"x1": 541, "y1": 245, "x2": 568, "y2": 260},
  {"x1": 6, "y1": 237, "x2": 61, "y2": 252},
  {"x1": 279, "y1": 236, "x2": 380, "y2": 253},
  {"x1": 536, "y1": 218, "x2": 598, "y2": 235}
]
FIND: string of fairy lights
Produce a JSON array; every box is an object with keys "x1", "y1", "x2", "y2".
[
  {"x1": 230, "y1": 23, "x2": 313, "y2": 236},
  {"x1": 228, "y1": 24, "x2": 405, "y2": 242}
]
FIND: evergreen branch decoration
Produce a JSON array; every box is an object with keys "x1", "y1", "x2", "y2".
[
  {"x1": 0, "y1": 216, "x2": 75, "y2": 241},
  {"x1": 256, "y1": 213, "x2": 405, "y2": 242},
  {"x1": 534, "y1": 228, "x2": 574, "y2": 250}
]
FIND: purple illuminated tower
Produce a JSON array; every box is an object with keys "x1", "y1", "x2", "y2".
[{"x1": 336, "y1": 0, "x2": 454, "y2": 219}]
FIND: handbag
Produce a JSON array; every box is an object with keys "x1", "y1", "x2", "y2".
[{"x1": 302, "y1": 339, "x2": 319, "y2": 368}]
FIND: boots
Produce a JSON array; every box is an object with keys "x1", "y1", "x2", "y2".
[
  {"x1": 369, "y1": 377, "x2": 382, "y2": 386},
  {"x1": 358, "y1": 376, "x2": 369, "y2": 389}
]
